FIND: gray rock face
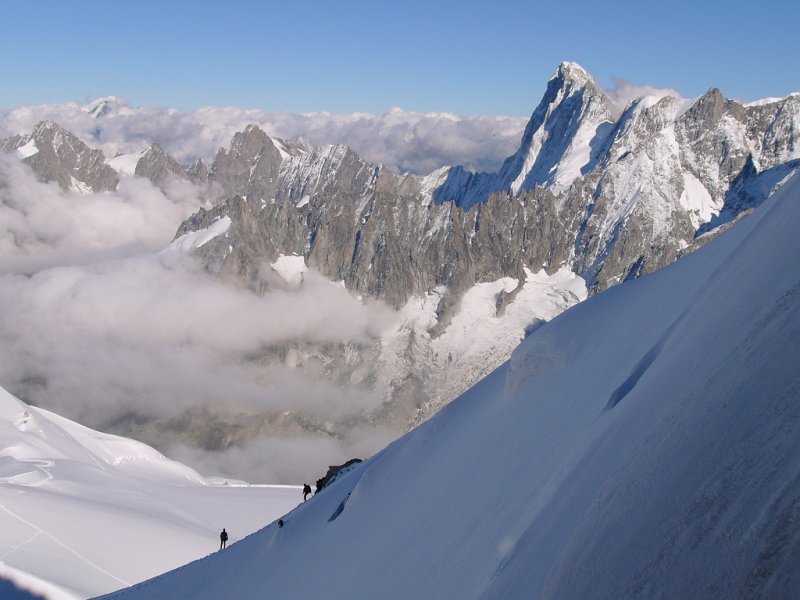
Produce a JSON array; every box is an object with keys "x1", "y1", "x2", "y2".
[
  {"x1": 134, "y1": 144, "x2": 188, "y2": 184},
  {"x1": 181, "y1": 70, "x2": 799, "y2": 305},
  {"x1": 206, "y1": 125, "x2": 305, "y2": 200},
  {"x1": 1, "y1": 121, "x2": 119, "y2": 192},
  {"x1": 166, "y1": 64, "x2": 798, "y2": 438},
  {"x1": 3, "y1": 64, "x2": 798, "y2": 453}
]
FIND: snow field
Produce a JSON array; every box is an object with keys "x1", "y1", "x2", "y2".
[{"x1": 0, "y1": 387, "x2": 302, "y2": 599}]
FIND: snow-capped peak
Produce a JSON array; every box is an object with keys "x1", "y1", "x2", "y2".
[
  {"x1": 82, "y1": 96, "x2": 131, "y2": 119},
  {"x1": 31, "y1": 119, "x2": 63, "y2": 136},
  {"x1": 552, "y1": 61, "x2": 595, "y2": 87},
  {"x1": 495, "y1": 61, "x2": 615, "y2": 194}
]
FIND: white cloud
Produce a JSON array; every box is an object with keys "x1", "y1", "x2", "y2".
[
  {"x1": 606, "y1": 76, "x2": 683, "y2": 111},
  {"x1": 0, "y1": 155, "x2": 398, "y2": 483},
  {"x1": 0, "y1": 96, "x2": 528, "y2": 482},
  {"x1": 0, "y1": 100, "x2": 528, "y2": 176},
  {"x1": 0, "y1": 249, "x2": 396, "y2": 429},
  {"x1": 0, "y1": 153, "x2": 204, "y2": 273}
]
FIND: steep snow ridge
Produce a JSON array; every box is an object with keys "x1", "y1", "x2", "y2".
[
  {"x1": 509, "y1": 118, "x2": 547, "y2": 194},
  {"x1": 15, "y1": 139, "x2": 38, "y2": 159},
  {"x1": 166, "y1": 216, "x2": 231, "y2": 252},
  {"x1": 106, "y1": 150, "x2": 147, "y2": 175},
  {"x1": 497, "y1": 61, "x2": 616, "y2": 195},
  {"x1": 105, "y1": 172, "x2": 800, "y2": 600}
]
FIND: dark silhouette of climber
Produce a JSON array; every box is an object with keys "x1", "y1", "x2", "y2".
[
  {"x1": 219, "y1": 528, "x2": 228, "y2": 550},
  {"x1": 303, "y1": 483, "x2": 312, "y2": 501}
]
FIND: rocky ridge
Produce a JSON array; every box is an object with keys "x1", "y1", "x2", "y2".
[
  {"x1": 1, "y1": 120, "x2": 119, "y2": 192},
  {"x1": 2, "y1": 63, "x2": 798, "y2": 447}
]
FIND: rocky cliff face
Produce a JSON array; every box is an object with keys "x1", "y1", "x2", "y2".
[
  {"x1": 1, "y1": 120, "x2": 119, "y2": 192},
  {"x1": 134, "y1": 144, "x2": 189, "y2": 184},
  {"x1": 3, "y1": 63, "x2": 798, "y2": 447},
  {"x1": 179, "y1": 65, "x2": 799, "y2": 302}
]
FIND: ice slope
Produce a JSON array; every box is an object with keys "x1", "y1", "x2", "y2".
[
  {"x1": 105, "y1": 171, "x2": 799, "y2": 599},
  {"x1": 0, "y1": 388, "x2": 302, "y2": 600}
]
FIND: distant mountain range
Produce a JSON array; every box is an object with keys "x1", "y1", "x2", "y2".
[{"x1": 2, "y1": 62, "x2": 798, "y2": 452}]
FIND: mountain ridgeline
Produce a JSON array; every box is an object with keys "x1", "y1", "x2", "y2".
[
  {"x1": 3, "y1": 62, "x2": 798, "y2": 444},
  {"x1": 175, "y1": 62, "x2": 799, "y2": 307}
]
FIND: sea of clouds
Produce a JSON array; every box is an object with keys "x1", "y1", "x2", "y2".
[
  {"x1": 0, "y1": 99, "x2": 528, "y2": 176},
  {"x1": 0, "y1": 150, "x2": 399, "y2": 483}
]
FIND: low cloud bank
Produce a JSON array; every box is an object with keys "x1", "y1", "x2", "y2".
[
  {"x1": 0, "y1": 100, "x2": 527, "y2": 176},
  {"x1": 0, "y1": 155, "x2": 398, "y2": 483},
  {"x1": 606, "y1": 77, "x2": 683, "y2": 110},
  {"x1": 0, "y1": 154, "x2": 202, "y2": 272},
  {"x1": 167, "y1": 425, "x2": 399, "y2": 485}
]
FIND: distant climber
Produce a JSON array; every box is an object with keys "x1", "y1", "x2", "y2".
[
  {"x1": 303, "y1": 483, "x2": 312, "y2": 501},
  {"x1": 219, "y1": 528, "x2": 228, "y2": 550},
  {"x1": 278, "y1": 519, "x2": 285, "y2": 528}
]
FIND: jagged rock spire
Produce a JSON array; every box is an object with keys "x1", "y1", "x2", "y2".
[{"x1": 495, "y1": 61, "x2": 616, "y2": 194}]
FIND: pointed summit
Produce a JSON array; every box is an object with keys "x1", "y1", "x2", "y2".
[
  {"x1": 31, "y1": 119, "x2": 65, "y2": 137},
  {"x1": 210, "y1": 124, "x2": 288, "y2": 198},
  {"x1": 134, "y1": 144, "x2": 188, "y2": 184},
  {"x1": 7, "y1": 121, "x2": 120, "y2": 192},
  {"x1": 82, "y1": 96, "x2": 131, "y2": 119},
  {"x1": 430, "y1": 62, "x2": 616, "y2": 206},
  {"x1": 493, "y1": 61, "x2": 615, "y2": 194},
  {"x1": 553, "y1": 61, "x2": 595, "y2": 87}
]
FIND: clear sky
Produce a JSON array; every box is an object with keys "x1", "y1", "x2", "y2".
[{"x1": 2, "y1": 0, "x2": 798, "y2": 116}]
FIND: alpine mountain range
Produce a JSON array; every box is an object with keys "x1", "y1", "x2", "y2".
[{"x1": 3, "y1": 61, "x2": 798, "y2": 457}]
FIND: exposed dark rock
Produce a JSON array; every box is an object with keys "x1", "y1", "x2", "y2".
[{"x1": 315, "y1": 458, "x2": 363, "y2": 493}]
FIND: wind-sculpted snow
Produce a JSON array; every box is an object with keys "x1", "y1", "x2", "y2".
[{"x1": 102, "y1": 173, "x2": 800, "y2": 600}]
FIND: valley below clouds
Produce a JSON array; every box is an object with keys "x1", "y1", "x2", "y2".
[{"x1": 0, "y1": 154, "x2": 400, "y2": 483}]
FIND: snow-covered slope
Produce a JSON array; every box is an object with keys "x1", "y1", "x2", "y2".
[
  {"x1": 104, "y1": 172, "x2": 800, "y2": 599},
  {"x1": 0, "y1": 387, "x2": 301, "y2": 600}
]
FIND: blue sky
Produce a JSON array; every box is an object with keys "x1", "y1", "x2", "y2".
[{"x1": 2, "y1": 0, "x2": 798, "y2": 116}]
